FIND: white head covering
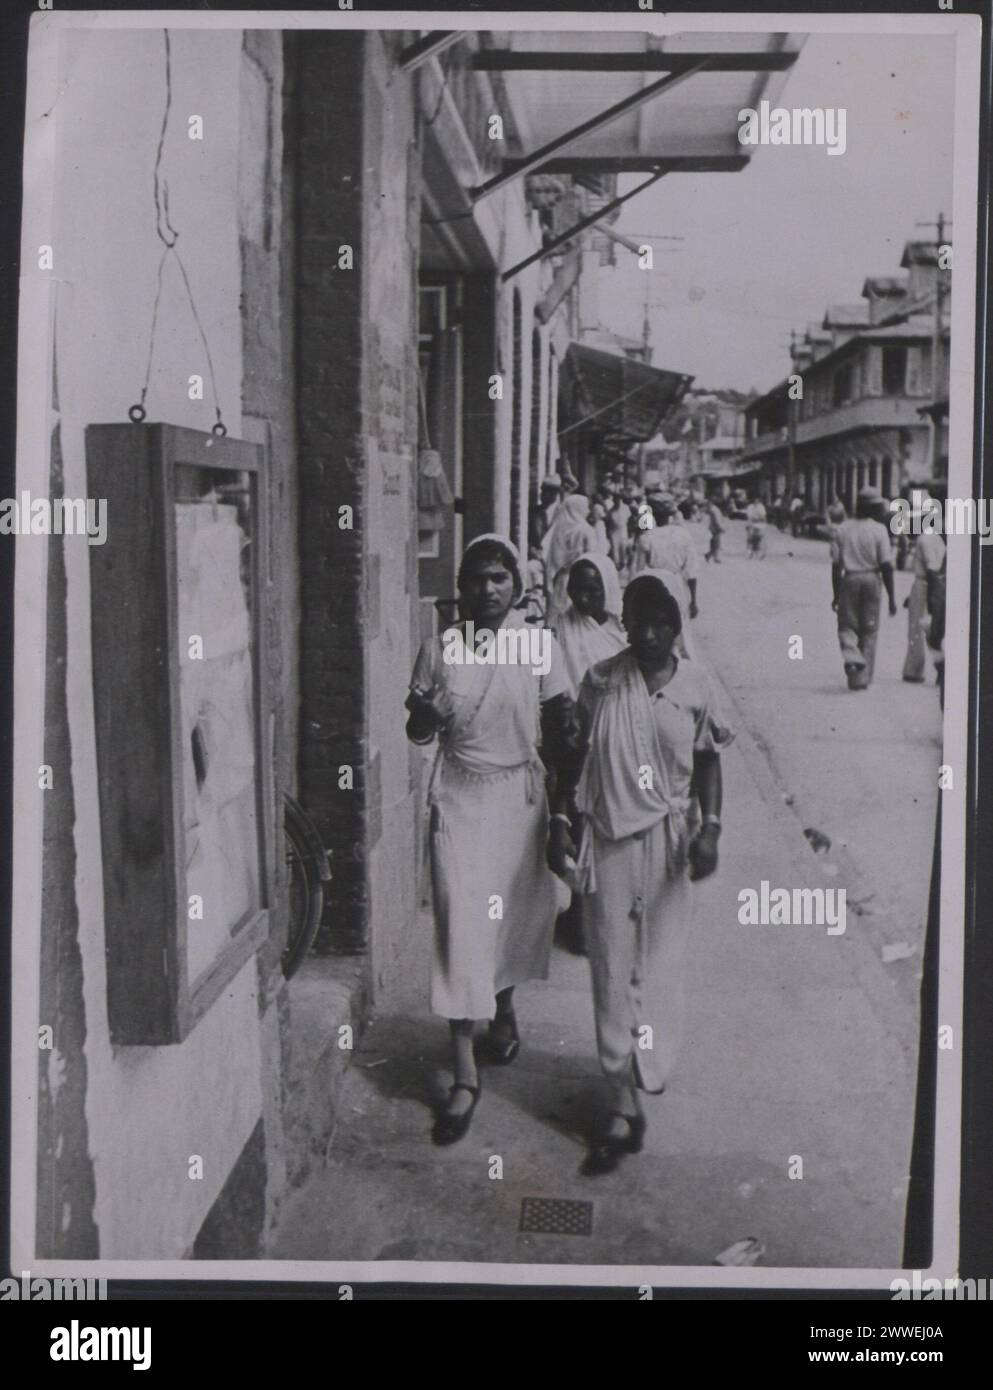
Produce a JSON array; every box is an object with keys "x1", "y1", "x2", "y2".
[
  {"x1": 626, "y1": 566, "x2": 688, "y2": 629},
  {"x1": 568, "y1": 551, "x2": 622, "y2": 616},
  {"x1": 459, "y1": 533, "x2": 524, "y2": 602},
  {"x1": 542, "y1": 493, "x2": 593, "y2": 578}
]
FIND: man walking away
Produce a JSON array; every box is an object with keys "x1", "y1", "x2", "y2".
[
  {"x1": 830, "y1": 485, "x2": 897, "y2": 690},
  {"x1": 744, "y1": 493, "x2": 767, "y2": 558},
  {"x1": 704, "y1": 496, "x2": 725, "y2": 563},
  {"x1": 790, "y1": 493, "x2": 805, "y2": 538}
]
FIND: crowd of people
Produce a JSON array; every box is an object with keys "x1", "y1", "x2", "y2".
[
  {"x1": 403, "y1": 467, "x2": 946, "y2": 1176},
  {"x1": 528, "y1": 470, "x2": 705, "y2": 618}
]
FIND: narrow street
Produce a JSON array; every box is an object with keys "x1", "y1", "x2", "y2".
[{"x1": 272, "y1": 521, "x2": 942, "y2": 1271}]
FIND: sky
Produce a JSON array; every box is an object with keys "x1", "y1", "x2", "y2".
[{"x1": 600, "y1": 32, "x2": 958, "y2": 394}]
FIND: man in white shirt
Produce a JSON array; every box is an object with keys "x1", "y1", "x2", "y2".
[
  {"x1": 830, "y1": 486, "x2": 897, "y2": 690},
  {"x1": 902, "y1": 526, "x2": 946, "y2": 683}
]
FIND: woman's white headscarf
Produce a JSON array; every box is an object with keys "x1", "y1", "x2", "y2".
[
  {"x1": 557, "y1": 552, "x2": 627, "y2": 691},
  {"x1": 568, "y1": 552, "x2": 622, "y2": 616},
  {"x1": 541, "y1": 493, "x2": 594, "y2": 580},
  {"x1": 459, "y1": 533, "x2": 524, "y2": 602}
]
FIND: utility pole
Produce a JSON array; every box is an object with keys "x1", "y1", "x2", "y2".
[
  {"x1": 916, "y1": 212, "x2": 951, "y2": 479},
  {"x1": 786, "y1": 328, "x2": 798, "y2": 503},
  {"x1": 638, "y1": 277, "x2": 651, "y2": 488}
]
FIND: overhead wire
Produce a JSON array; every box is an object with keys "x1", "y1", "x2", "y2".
[{"x1": 131, "y1": 29, "x2": 226, "y2": 435}]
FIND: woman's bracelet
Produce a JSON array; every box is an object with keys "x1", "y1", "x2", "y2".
[
  {"x1": 549, "y1": 812, "x2": 572, "y2": 828},
  {"x1": 701, "y1": 814, "x2": 722, "y2": 831}
]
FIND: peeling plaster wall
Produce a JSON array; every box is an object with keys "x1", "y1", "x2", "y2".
[{"x1": 36, "y1": 27, "x2": 290, "y2": 1259}]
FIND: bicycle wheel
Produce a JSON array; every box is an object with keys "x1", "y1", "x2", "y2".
[{"x1": 282, "y1": 793, "x2": 332, "y2": 980}]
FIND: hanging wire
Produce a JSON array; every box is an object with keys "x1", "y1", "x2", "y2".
[
  {"x1": 130, "y1": 244, "x2": 170, "y2": 423},
  {"x1": 171, "y1": 247, "x2": 225, "y2": 436},
  {"x1": 130, "y1": 28, "x2": 227, "y2": 435},
  {"x1": 153, "y1": 31, "x2": 178, "y2": 249}
]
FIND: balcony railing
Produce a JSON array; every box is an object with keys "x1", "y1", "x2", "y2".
[{"x1": 795, "y1": 394, "x2": 928, "y2": 445}]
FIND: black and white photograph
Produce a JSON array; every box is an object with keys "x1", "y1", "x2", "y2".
[{"x1": 6, "y1": 6, "x2": 985, "y2": 1299}]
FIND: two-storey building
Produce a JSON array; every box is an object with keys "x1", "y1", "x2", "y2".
[{"x1": 737, "y1": 239, "x2": 950, "y2": 515}]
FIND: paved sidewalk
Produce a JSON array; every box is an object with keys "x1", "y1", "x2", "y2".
[
  {"x1": 271, "y1": 535, "x2": 926, "y2": 1267},
  {"x1": 692, "y1": 519, "x2": 941, "y2": 1012}
]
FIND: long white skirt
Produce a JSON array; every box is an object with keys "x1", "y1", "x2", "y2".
[{"x1": 428, "y1": 756, "x2": 560, "y2": 1020}]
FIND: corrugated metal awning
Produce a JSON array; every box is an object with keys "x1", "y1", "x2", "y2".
[
  {"x1": 476, "y1": 30, "x2": 805, "y2": 182},
  {"x1": 561, "y1": 344, "x2": 693, "y2": 446}
]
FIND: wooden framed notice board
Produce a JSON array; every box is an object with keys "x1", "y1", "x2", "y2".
[{"x1": 87, "y1": 423, "x2": 273, "y2": 1044}]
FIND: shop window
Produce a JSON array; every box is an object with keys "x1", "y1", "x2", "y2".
[
  {"x1": 832, "y1": 363, "x2": 855, "y2": 407},
  {"x1": 882, "y1": 346, "x2": 908, "y2": 396},
  {"x1": 864, "y1": 346, "x2": 883, "y2": 396},
  {"x1": 906, "y1": 346, "x2": 925, "y2": 396}
]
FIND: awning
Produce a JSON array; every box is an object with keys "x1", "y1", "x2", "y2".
[
  {"x1": 472, "y1": 30, "x2": 806, "y2": 194},
  {"x1": 560, "y1": 344, "x2": 692, "y2": 447},
  {"x1": 418, "y1": 29, "x2": 805, "y2": 271}
]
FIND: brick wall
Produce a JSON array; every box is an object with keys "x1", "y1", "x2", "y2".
[
  {"x1": 293, "y1": 30, "x2": 371, "y2": 952},
  {"x1": 292, "y1": 32, "x2": 423, "y2": 1000}
]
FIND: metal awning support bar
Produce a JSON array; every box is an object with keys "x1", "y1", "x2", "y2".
[
  {"x1": 502, "y1": 169, "x2": 666, "y2": 281},
  {"x1": 398, "y1": 31, "x2": 465, "y2": 72},
  {"x1": 471, "y1": 57, "x2": 712, "y2": 203},
  {"x1": 474, "y1": 50, "x2": 797, "y2": 73},
  {"x1": 501, "y1": 155, "x2": 748, "y2": 176}
]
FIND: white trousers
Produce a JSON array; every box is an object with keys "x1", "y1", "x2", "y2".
[{"x1": 585, "y1": 820, "x2": 694, "y2": 1111}]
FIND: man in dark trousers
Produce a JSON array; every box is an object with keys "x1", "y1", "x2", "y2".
[{"x1": 830, "y1": 485, "x2": 897, "y2": 690}]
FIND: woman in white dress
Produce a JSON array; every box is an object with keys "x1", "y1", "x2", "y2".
[{"x1": 406, "y1": 535, "x2": 575, "y2": 1144}]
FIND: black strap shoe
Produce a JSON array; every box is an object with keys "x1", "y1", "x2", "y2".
[
  {"x1": 483, "y1": 1016, "x2": 520, "y2": 1065},
  {"x1": 581, "y1": 1111, "x2": 646, "y2": 1175},
  {"x1": 432, "y1": 1083, "x2": 480, "y2": 1146}
]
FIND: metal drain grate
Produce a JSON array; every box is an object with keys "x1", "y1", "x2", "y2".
[{"x1": 519, "y1": 1197, "x2": 594, "y2": 1236}]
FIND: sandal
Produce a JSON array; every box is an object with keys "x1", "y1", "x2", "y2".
[{"x1": 432, "y1": 1082, "x2": 481, "y2": 1146}]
